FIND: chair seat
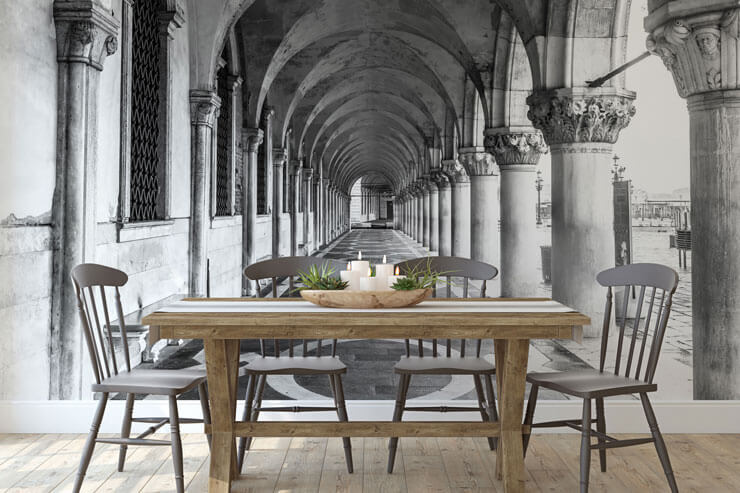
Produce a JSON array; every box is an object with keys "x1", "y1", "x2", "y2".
[
  {"x1": 527, "y1": 370, "x2": 657, "y2": 398},
  {"x1": 394, "y1": 356, "x2": 495, "y2": 375},
  {"x1": 246, "y1": 356, "x2": 347, "y2": 375},
  {"x1": 92, "y1": 368, "x2": 206, "y2": 396}
]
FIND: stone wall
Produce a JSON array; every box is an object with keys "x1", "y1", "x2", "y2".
[
  {"x1": 208, "y1": 218, "x2": 243, "y2": 296},
  {"x1": 255, "y1": 216, "x2": 273, "y2": 261},
  {"x1": 0, "y1": 0, "x2": 59, "y2": 400}
]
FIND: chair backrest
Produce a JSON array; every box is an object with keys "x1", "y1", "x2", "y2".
[
  {"x1": 71, "y1": 263, "x2": 131, "y2": 384},
  {"x1": 596, "y1": 263, "x2": 679, "y2": 383},
  {"x1": 395, "y1": 256, "x2": 499, "y2": 358},
  {"x1": 244, "y1": 256, "x2": 346, "y2": 358}
]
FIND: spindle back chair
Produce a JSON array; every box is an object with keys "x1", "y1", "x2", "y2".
[
  {"x1": 387, "y1": 256, "x2": 499, "y2": 474},
  {"x1": 238, "y1": 256, "x2": 353, "y2": 473},
  {"x1": 71, "y1": 264, "x2": 210, "y2": 493},
  {"x1": 523, "y1": 263, "x2": 679, "y2": 493}
]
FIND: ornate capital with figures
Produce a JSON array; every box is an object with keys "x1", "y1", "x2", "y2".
[
  {"x1": 457, "y1": 147, "x2": 498, "y2": 176},
  {"x1": 430, "y1": 167, "x2": 450, "y2": 189},
  {"x1": 526, "y1": 88, "x2": 636, "y2": 145},
  {"x1": 645, "y1": 5, "x2": 740, "y2": 98},
  {"x1": 189, "y1": 90, "x2": 221, "y2": 127},
  {"x1": 273, "y1": 148, "x2": 288, "y2": 166},
  {"x1": 243, "y1": 128, "x2": 264, "y2": 153},
  {"x1": 484, "y1": 128, "x2": 549, "y2": 168},
  {"x1": 441, "y1": 159, "x2": 469, "y2": 184},
  {"x1": 54, "y1": 1, "x2": 120, "y2": 70}
]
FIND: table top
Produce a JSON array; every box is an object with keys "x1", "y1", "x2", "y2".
[{"x1": 143, "y1": 298, "x2": 590, "y2": 341}]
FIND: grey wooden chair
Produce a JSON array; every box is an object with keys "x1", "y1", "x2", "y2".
[
  {"x1": 522, "y1": 263, "x2": 680, "y2": 493},
  {"x1": 237, "y1": 256, "x2": 353, "y2": 473},
  {"x1": 70, "y1": 263, "x2": 211, "y2": 493},
  {"x1": 386, "y1": 256, "x2": 499, "y2": 473}
]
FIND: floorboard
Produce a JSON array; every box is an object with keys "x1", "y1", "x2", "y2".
[{"x1": 0, "y1": 433, "x2": 737, "y2": 492}]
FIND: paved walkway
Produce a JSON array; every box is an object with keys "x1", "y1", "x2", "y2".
[{"x1": 151, "y1": 227, "x2": 693, "y2": 402}]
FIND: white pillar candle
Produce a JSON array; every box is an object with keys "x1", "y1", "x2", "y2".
[
  {"x1": 350, "y1": 250, "x2": 369, "y2": 276},
  {"x1": 359, "y1": 275, "x2": 377, "y2": 291},
  {"x1": 340, "y1": 263, "x2": 362, "y2": 290},
  {"x1": 386, "y1": 275, "x2": 406, "y2": 289},
  {"x1": 374, "y1": 255, "x2": 395, "y2": 290}
]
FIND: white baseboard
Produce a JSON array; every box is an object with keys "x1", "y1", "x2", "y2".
[{"x1": 0, "y1": 400, "x2": 738, "y2": 434}]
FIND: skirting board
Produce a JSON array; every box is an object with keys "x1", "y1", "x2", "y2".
[{"x1": 1, "y1": 400, "x2": 739, "y2": 434}]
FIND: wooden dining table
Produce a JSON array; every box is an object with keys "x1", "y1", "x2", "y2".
[{"x1": 143, "y1": 297, "x2": 589, "y2": 493}]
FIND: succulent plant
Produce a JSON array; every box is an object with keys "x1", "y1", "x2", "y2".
[
  {"x1": 390, "y1": 257, "x2": 450, "y2": 291},
  {"x1": 297, "y1": 263, "x2": 349, "y2": 291}
]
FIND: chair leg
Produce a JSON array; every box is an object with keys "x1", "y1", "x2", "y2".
[
  {"x1": 73, "y1": 393, "x2": 108, "y2": 493},
  {"x1": 332, "y1": 374, "x2": 354, "y2": 473},
  {"x1": 117, "y1": 393, "x2": 135, "y2": 472},
  {"x1": 473, "y1": 375, "x2": 495, "y2": 451},
  {"x1": 522, "y1": 383, "x2": 539, "y2": 457},
  {"x1": 198, "y1": 382, "x2": 212, "y2": 450},
  {"x1": 482, "y1": 374, "x2": 499, "y2": 450},
  {"x1": 168, "y1": 395, "x2": 185, "y2": 493},
  {"x1": 387, "y1": 374, "x2": 410, "y2": 474},
  {"x1": 237, "y1": 374, "x2": 257, "y2": 473},
  {"x1": 580, "y1": 398, "x2": 592, "y2": 493},
  {"x1": 244, "y1": 375, "x2": 267, "y2": 452},
  {"x1": 595, "y1": 397, "x2": 607, "y2": 472},
  {"x1": 640, "y1": 393, "x2": 678, "y2": 493}
]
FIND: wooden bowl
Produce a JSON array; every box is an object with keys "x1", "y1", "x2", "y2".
[{"x1": 300, "y1": 288, "x2": 432, "y2": 309}]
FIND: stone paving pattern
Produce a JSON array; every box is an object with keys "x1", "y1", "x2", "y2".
[{"x1": 152, "y1": 227, "x2": 693, "y2": 401}]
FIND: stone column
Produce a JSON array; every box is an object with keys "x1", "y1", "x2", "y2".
[
  {"x1": 444, "y1": 160, "x2": 471, "y2": 258},
  {"x1": 322, "y1": 178, "x2": 330, "y2": 244},
  {"x1": 528, "y1": 88, "x2": 635, "y2": 337},
  {"x1": 288, "y1": 159, "x2": 301, "y2": 256},
  {"x1": 272, "y1": 148, "x2": 286, "y2": 257},
  {"x1": 459, "y1": 148, "x2": 499, "y2": 269},
  {"x1": 415, "y1": 186, "x2": 424, "y2": 243},
  {"x1": 485, "y1": 128, "x2": 549, "y2": 296},
  {"x1": 302, "y1": 167, "x2": 313, "y2": 254},
  {"x1": 422, "y1": 180, "x2": 431, "y2": 247},
  {"x1": 312, "y1": 174, "x2": 320, "y2": 252},
  {"x1": 647, "y1": 5, "x2": 740, "y2": 398},
  {"x1": 50, "y1": 2, "x2": 119, "y2": 399},
  {"x1": 242, "y1": 128, "x2": 263, "y2": 295},
  {"x1": 435, "y1": 165, "x2": 453, "y2": 256},
  {"x1": 189, "y1": 91, "x2": 221, "y2": 296},
  {"x1": 428, "y1": 177, "x2": 440, "y2": 252}
]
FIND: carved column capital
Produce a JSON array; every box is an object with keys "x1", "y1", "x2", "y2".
[
  {"x1": 458, "y1": 147, "x2": 498, "y2": 176},
  {"x1": 441, "y1": 159, "x2": 469, "y2": 184},
  {"x1": 158, "y1": 0, "x2": 185, "y2": 38},
  {"x1": 189, "y1": 90, "x2": 221, "y2": 127},
  {"x1": 54, "y1": 1, "x2": 120, "y2": 70},
  {"x1": 243, "y1": 127, "x2": 264, "y2": 152},
  {"x1": 289, "y1": 159, "x2": 302, "y2": 176},
  {"x1": 646, "y1": 5, "x2": 740, "y2": 97},
  {"x1": 430, "y1": 167, "x2": 450, "y2": 189},
  {"x1": 272, "y1": 148, "x2": 288, "y2": 166},
  {"x1": 526, "y1": 88, "x2": 636, "y2": 145},
  {"x1": 484, "y1": 127, "x2": 549, "y2": 168},
  {"x1": 301, "y1": 167, "x2": 314, "y2": 181}
]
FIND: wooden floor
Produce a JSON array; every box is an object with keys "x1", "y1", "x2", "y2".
[{"x1": 0, "y1": 433, "x2": 737, "y2": 492}]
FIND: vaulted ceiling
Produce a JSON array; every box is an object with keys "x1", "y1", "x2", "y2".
[{"x1": 195, "y1": 0, "x2": 630, "y2": 194}]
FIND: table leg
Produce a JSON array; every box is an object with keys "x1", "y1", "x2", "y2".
[
  {"x1": 494, "y1": 339, "x2": 507, "y2": 480},
  {"x1": 225, "y1": 339, "x2": 240, "y2": 480},
  {"x1": 497, "y1": 339, "x2": 529, "y2": 493},
  {"x1": 204, "y1": 339, "x2": 236, "y2": 493}
]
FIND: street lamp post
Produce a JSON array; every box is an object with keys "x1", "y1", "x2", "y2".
[{"x1": 535, "y1": 169, "x2": 543, "y2": 225}]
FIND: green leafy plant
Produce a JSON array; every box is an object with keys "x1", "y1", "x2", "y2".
[
  {"x1": 297, "y1": 263, "x2": 349, "y2": 291},
  {"x1": 390, "y1": 257, "x2": 453, "y2": 291}
]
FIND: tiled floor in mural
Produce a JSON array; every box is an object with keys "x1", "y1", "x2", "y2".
[{"x1": 143, "y1": 226, "x2": 693, "y2": 402}]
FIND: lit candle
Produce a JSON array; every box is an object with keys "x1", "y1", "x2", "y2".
[
  {"x1": 374, "y1": 254, "x2": 395, "y2": 291},
  {"x1": 386, "y1": 265, "x2": 406, "y2": 289},
  {"x1": 340, "y1": 262, "x2": 362, "y2": 290},
  {"x1": 360, "y1": 267, "x2": 377, "y2": 291},
  {"x1": 350, "y1": 250, "x2": 369, "y2": 276}
]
